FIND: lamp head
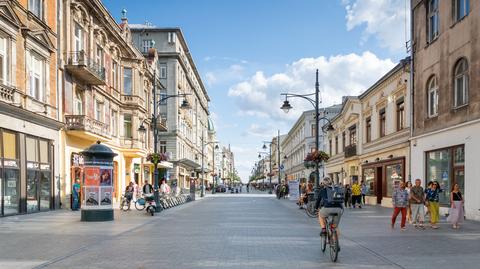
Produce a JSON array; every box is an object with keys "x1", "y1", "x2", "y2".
[
  {"x1": 180, "y1": 98, "x2": 191, "y2": 110},
  {"x1": 214, "y1": 144, "x2": 219, "y2": 150},
  {"x1": 280, "y1": 99, "x2": 292, "y2": 113},
  {"x1": 137, "y1": 123, "x2": 146, "y2": 132},
  {"x1": 262, "y1": 144, "x2": 267, "y2": 150}
]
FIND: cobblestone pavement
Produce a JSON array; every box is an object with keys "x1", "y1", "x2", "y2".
[{"x1": 0, "y1": 195, "x2": 479, "y2": 269}]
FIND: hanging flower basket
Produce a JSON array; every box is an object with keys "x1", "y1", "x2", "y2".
[
  {"x1": 267, "y1": 172, "x2": 275, "y2": 177},
  {"x1": 304, "y1": 160, "x2": 316, "y2": 169},
  {"x1": 304, "y1": 150, "x2": 330, "y2": 164},
  {"x1": 146, "y1": 152, "x2": 169, "y2": 164}
]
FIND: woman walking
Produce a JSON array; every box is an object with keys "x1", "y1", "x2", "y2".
[
  {"x1": 405, "y1": 181, "x2": 413, "y2": 224},
  {"x1": 447, "y1": 184, "x2": 464, "y2": 229},
  {"x1": 425, "y1": 181, "x2": 442, "y2": 229},
  {"x1": 344, "y1": 184, "x2": 352, "y2": 208}
]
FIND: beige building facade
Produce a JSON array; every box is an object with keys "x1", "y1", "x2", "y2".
[{"x1": 410, "y1": 0, "x2": 480, "y2": 220}]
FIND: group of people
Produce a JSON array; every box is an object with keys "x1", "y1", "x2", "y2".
[
  {"x1": 343, "y1": 180, "x2": 367, "y2": 209},
  {"x1": 275, "y1": 183, "x2": 290, "y2": 199},
  {"x1": 124, "y1": 178, "x2": 172, "y2": 205},
  {"x1": 391, "y1": 179, "x2": 464, "y2": 230}
]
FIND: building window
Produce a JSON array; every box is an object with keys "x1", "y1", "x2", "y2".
[
  {"x1": 159, "y1": 63, "x2": 167, "y2": 79},
  {"x1": 74, "y1": 23, "x2": 83, "y2": 52},
  {"x1": 74, "y1": 90, "x2": 83, "y2": 115},
  {"x1": 142, "y1": 40, "x2": 154, "y2": 53},
  {"x1": 366, "y1": 117, "x2": 372, "y2": 143},
  {"x1": 396, "y1": 98, "x2": 405, "y2": 131},
  {"x1": 28, "y1": 0, "x2": 43, "y2": 20},
  {"x1": 111, "y1": 110, "x2": 118, "y2": 136},
  {"x1": 95, "y1": 45, "x2": 104, "y2": 67},
  {"x1": 95, "y1": 100, "x2": 103, "y2": 122},
  {"x1": 342, "y1": 132, "x2": 346, "y2": 152},
  {"x1": 112, "y1": 61, "x2": 118, "y2": 90},
  {"x1": 123, "y1": 67, "x2": 132, "y2": 95},
  {"x1": 427, "y1": 76, "x2": 439, "y2": 117},
  {"x1": 428, "y1": 0, "x2": 439, "y2": 42},
  {"x1": 453, "y1": 58, "x2": 469, "y2": 107},
  {"x1": 329, "y1": 139, "x2": 332, "y2": 156},
  {"x1": 123, "y1": 114, "x2": 132, "y2": 138},
  {"x1": 349, "y1": 126, "x2": 357, "y2": 145},
  {"x1": 168, "y1": 32, "x2": 176, "y2": 43},
  {"x1": 426, "y1": 145, "x2": 464, "y2": 206},
  {"x1": 29, "y1": 53, "x2": 44, "y2": 102},
  {"x1": 0, "y1": 36, "x2": 8, "y2": 85},
  {"x1": 311, "y1": 124, "x2": 316, "y2": 138},
  {"x1": 335, "y1": 136, "x2": 338, "y2": 155},
  {"x1": 160, "y1": 141, "x2": 167, "y2": 154},
  {"x1": 379, "y1": 109, "x2": 386, "y2": 138},
  {"x1": 453, "y1": 0, "x2": 470, "y2": 22}
]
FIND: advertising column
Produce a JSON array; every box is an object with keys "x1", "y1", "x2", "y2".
[{"x1": 81, "y1": 141, "x2": 117, "y2": 222}]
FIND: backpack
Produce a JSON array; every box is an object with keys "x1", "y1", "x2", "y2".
[{"x1": 325, "y1": 186, "x2": 345, "y2": 204}]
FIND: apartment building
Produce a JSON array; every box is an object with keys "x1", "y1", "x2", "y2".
[
  {"x1": 131, "y1": 25, "x2": 211, "y2": 190},
  {"x1": 0, "y1": 0, "x2": 62, "y2": 216},
  {"x1": 58, "y1": 3, "x2": 161, "y2": 206},
  {"x1": 410, "y1": 0, "x2": 480, "y2": 220}
]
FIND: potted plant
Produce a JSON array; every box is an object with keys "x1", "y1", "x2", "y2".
[
  {"x1": 146, "y1": 152, "x2": 169, "y2": 164},
  {"x1": 304, "y1": 150, "x2": 330, "y2": 168}
]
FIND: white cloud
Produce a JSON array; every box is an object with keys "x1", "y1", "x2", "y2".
[
  {"x1": 228, "y1": 51, "x2": 395, "y2": 126},
  {"x1": 343, "y1": 0, "x2": 410, "y2": 52},
  {"x1": 205, "y1": 64, "x2": 246, "y2": 86}
]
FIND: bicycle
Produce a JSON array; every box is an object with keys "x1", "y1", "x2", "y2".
[
  {"x1": 119, "y1": 193, "x2": 132, "y2": 211},
  {"x1": 304, "y1": 192, "x2": 318, "y2": 218},
  {"x1": 320, "y1": 211, "x2": 342, "y2": 262}
]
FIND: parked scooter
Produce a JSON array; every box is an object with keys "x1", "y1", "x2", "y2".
[{"x1": 144, "y1": 194, "x2": 157, "y2": 216}]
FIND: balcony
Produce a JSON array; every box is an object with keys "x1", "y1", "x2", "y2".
[
  {"x1": 65, "y1": 115, "x2": 111, "y2": 139},
  {"x1": 121, "y1": 95, "x2": 146, "y2": 108},
  {"x1": 65, "y1": 51, "x2": 106, "y2": 85},
  {"x1": 0, "y1": 84, "x2": 16, "y2": 103},
  {"x1": 156, "y1": 118, "x2": 168, "y2": 131},
  {"x1": 344, "y1": 144, "x2": 357, "y2": 158},
  {"x1": 120, "y1": 138, "x2": 144, "y2": 149}
]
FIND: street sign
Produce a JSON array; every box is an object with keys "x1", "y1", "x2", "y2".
[{"x1": 280, "y1": 164, "x2": 284, "y2": 171}]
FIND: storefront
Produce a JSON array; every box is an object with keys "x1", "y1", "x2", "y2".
[
  {"x1": 0, "y1": 128, "x2": 55, "y2": 216},
  {"x1": 425, "y1": 145, "x2": 464, "y2": 206},
  {"x1": 362, "y1": 157, "x2": 405, "y2": 206}
]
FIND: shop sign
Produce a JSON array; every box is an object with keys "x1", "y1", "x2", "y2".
[
  {"x1": 27, "y1": 162, "x2": 39, "y2": 169},
  {"x1": 71, "y1": 153, "x2": 84, "y2": 167},
  {"x1": 3, "y1": 160, "x2": 18, "y2": 168},
  {"x1": 40, "y1": 164, "x2": 50, "y2": 171},
  {"x1": 134, "y1": 163, "x2": 140, "y2": 174}
]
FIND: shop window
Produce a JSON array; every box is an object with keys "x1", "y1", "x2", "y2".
[
  {"x1": 26, "y1": 137, "x2": 51, "y2": 213},
  {"x1": 426, "y1": 145, "x2": 465, "y2": 206},
  {"x1": 1, "y1": 130, "x2": 19, "y2": 215},
  {"x1": 363, "y1": 168, "x2": 375, "y2": 196},
  {"x1": 386, "y1": 164, "x2": 403, "y2": 197}
]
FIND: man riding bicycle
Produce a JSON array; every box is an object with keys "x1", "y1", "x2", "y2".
[{"x1": 315, "y1": 177, "x2": 344, "y2": 250}]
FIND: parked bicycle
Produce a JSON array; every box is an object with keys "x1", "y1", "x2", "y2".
[
  {"x1": 321, "y1": 211, "x2": 342, "y2": 262},
  {"x1": 119, "y1": 193, "x2": 132, "y2": 211}
]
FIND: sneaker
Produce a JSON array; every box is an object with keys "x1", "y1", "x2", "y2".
[
  {"x1": 414, "y1": 224, "x2": 418, "y2": 228},
  {"x1": 401, "y1": 227, "x2": 407, "y2": 231},
  {"x1": 359, "y1": 205, "x2": 362, "y2": 209}
]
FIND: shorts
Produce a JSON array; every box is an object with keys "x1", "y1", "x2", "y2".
[{"x1": 319, "y1": 207, "x2": 343, "y2": 226}]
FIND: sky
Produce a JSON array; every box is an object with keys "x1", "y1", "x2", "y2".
[{"x1": 103, "y1": 0, "x2": 410, "y2": 183}]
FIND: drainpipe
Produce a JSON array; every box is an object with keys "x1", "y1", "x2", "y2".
[{"x1": 408, "y1": 3, "x2": 415, "y2": 183}]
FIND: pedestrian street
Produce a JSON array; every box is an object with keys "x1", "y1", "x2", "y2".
[{"x1": 1, "y1": 194, "x2": 479, "y2": 269}]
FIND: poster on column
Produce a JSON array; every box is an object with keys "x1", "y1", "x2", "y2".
[
  {"x1": 83, "y1": 166, "x2": 113, "y2": 209},
  {"x1": 288, "y1": 179, "x2": 300, "y2": 201}
]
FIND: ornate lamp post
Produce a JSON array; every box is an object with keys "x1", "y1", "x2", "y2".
[
  {"x1": 199, "y1": 132, "x2": 219, "y2": 197},
  {"x1": 280, "y1": 70, "x2": 334, "y2": 198}
]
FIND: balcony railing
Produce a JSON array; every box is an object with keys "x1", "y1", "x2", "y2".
[
  {"x1": 120, "y1": 138, "x2": 144, "y2": 149},
  {"x1": 0, "y1": 84, "x2": 15, "y2": 103},
  {"x1": 344, "y1": 144, "x2": 357, "y2": 158},
  {"x1": 65, "y1": 115, "x2": 110, "y2": 139},
  {"x1": 65, "y1": 51, "x2": 106, "y2": 85},
  {"x1": 121, "y1": 95, "x2": 145, "y2": 108}
]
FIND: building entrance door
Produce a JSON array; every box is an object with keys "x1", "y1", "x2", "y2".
[
  {"x1": 454, "y1": 168, "x2": 465, "y2": 198},
  {"x1": 376, "y1": 167, "x2": 383, "y2": 204}
]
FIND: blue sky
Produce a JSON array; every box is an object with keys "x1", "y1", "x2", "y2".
[{"x1": 103, "y1": 0, "x2": 410, "y2": 182}]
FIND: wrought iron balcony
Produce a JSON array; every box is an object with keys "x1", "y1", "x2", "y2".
[
  {"x1": 344, "y1": 144, "x2": 357, "y2": 158},
  {"x1": 65, "y1": 51, "x2": 106, "y2": 85},
  {"x1": 65, "y1": 115, "x2": 111, "y2": 139}
]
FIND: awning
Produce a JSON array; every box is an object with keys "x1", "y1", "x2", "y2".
[
  {"x1": 144, "y1": 161, "x2": 174, "y2": 169},
  {"x1": 175, "y1": 158, "x2": 200, "y2": 169}
]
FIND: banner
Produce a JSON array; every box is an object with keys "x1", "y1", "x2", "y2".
[{"x1": 288, "y1": 179, "x2": 300, "y2": 201}]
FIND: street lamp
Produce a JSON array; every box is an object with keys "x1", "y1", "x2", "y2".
[
  {"x1": 199, "y1": 132, "x2": 219, "y2": 197},
  {"x1": 261, "y1": 141, "x2": 274, "y2": 194},
  {"x1": 258, "y1": 151, "x2": 270, "y2": 192},
  {"x1": 149, "y1": 65, "x2": 191, "y2": 212},
  {"x1": 279, "y1": 69, "x2": 334, "y2": 199}
]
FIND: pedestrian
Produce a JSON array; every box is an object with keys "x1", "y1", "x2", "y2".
[
  {"x1": 447, "y1": 183, "x2": 464, "y2": 229},
  {"x1": 405, "y1": 181, "x2": 413, "y2": 224},
  {"x1": 284, "y1": 182, "x2": 289, "y2": 199},
  {"x1": 72, "y1": 178, "x2": 81, "y2": 211},
  {"x1": 143, "y1": 180, "x2": 153, "y2": 195},
  {"x1": 361, "y1": 181, "x2": 367, "y2": 205},
  {"x1": 344, "y1": 184, "x2": 352, "y2": 208},
  {"x1": 351, "y1": 180, "x2": 362, "y2": 208},
  {"x1": 410, "y1": 179, "x2": 425, "y2": 229},
  {"x1": 391, "y1": 182, "x2": 409, "y2": 230},
  {"x1": 425, "y1": 181, "x2": 442, "y2": 229}
]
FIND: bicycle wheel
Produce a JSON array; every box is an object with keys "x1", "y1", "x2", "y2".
[
  {"x1": 329, "y1": 229, "x2": 339, "y2": 262},
  {"x1": 135, "y1": 198, "x2": 145, "y2": 211},
  {"x1": 305, "y1": 202, "x2": 318, "y2": 218},
  {"x1": 121, "y1": 199, "x2": 130, "y2": 211}
]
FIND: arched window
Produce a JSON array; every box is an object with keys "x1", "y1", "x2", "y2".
[
  {"x1": 454, "y1": 58, "x2": 469, "y2": 107},
  {"x1": 427, "y1": 76, "x2": 439, "y2": 117}
]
